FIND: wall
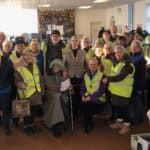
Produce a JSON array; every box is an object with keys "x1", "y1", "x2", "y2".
[
  {"x1": 75, "y1": 5, "x2": 128, "y2": 38},
  {"x1": 75, "y1": 8, "x2": 106, "y2": 38},
  {"x1": 105, "y1": 4, "x2": 128, "y2": 31},
  {"x1": 75, "y1": 0, "x2": 150, "y2": 39},
  {"x1": 134, "y1": 0, "x2": 150, "y2": 30}
]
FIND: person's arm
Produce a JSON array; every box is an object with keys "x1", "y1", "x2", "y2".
[
  {"x1": 107, "y1": 63, "x2": 133, "y2": 82},
  {"x1": 90, "y1": 77, "x2": 106, "y2": 102}
]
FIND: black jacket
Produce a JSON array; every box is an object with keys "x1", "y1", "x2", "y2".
[
  {"x1": 0, "y1": 56, "x2": 14, "y2": 90},
  {"x1": 46, "y1": 40, "x2": 65, "y2": 73}
]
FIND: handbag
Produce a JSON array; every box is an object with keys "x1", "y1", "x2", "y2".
[{"x1": 12, "y1": 99, "x2": 31, "y2": 118}]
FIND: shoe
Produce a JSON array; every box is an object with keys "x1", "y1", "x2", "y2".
[
  {"x1": 24, "y1": 127, "x2": 36, "y2": 135},
  {"x1": 5, "y1": 128, "x2": 12, "y2": 136},
  {"x1": 12, "y1": 119, "x2": 19, "y2": 128},
  {"x1": 110, "y1": 122, "x2": 122, "y2": 130},
  {"x1": 84, "y1": 125, "x2": 93, "y2": 134},
  {"x1": 52, "y1": 125, "x2": 61, "y2": 137},
  {"x1": 118, "y1": 124, "x2": 130, "y2": 135}
]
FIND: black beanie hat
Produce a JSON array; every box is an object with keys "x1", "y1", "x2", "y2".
[{"x1": 51, "y1": 30, "x2": 60, "y2": 36}]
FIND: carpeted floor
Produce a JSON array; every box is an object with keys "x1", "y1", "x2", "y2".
[{"x1": 0, "y1": 118, "x2": 149, "y2": 150}]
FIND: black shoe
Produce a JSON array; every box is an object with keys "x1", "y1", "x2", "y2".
[
  {"x1": 84, "y1": 125, "x2": 93, "y2": 134},
  {"x1": 5, "y1": 128, "x2": 12, "y2": 136},
  {"x1": 52, "y1": 125, "x2": 61, "y2": 137},
  {"x1": 12, "y1": 119, "x2": 19, "y2": 128},
  {"x1": 24, "y1": 127, "x2": 36, "y2": 135}
]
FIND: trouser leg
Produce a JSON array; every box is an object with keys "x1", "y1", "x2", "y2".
[{"x1": 0, "y1": 93, "x2": 11, "y2": 130}]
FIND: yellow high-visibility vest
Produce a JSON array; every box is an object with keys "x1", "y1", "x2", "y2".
[
  {"x1": 84, "y1": 71, "x2": 106, "y2": 102},
  {"x1": 16, "y1": 63, "x2": 41, "y2": 99},
  {"x1": 101, "y1": 55, "x2": 113, "y2": 76},
  {"x1": 9, "y1": 51, "x2": 19, "y2": 63},
  {"x1": 85, "y1": 47, "x2": 94, "y2": 61},
  {"x1": 109, "y1": 62, "x2": 135, "y2": 98}
]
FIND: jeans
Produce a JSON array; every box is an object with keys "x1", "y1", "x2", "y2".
[
  {"x1": 113, "y1": 105, "x2": 130, "y2": 123},
  {"x1": 130, "y1": 91, "x2": 144, "y2": 125}
]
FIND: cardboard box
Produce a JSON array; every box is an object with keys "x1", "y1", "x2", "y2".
[{"x1": 131, "y1": 133, "x2": 150, "y2": 150}]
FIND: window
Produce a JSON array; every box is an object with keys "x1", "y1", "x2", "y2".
[
  {"x1": 146, "y1": 4, "x2": 150, "y2": 33},
  {"x1": 0, "y1": 7, "x2": 38, "y2": 36}
]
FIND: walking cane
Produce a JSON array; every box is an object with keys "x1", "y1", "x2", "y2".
[{"x1": 69, "y1": 88, "x2": 74, "y2": 131}]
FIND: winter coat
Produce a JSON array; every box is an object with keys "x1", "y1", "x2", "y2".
[{"x1": 43, "y1": 72, "x2": 68, "y2": 128}]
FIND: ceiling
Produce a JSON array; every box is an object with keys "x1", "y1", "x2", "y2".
[{"x1": 0, "y1": 0, "x2": 141, "y2": 10}]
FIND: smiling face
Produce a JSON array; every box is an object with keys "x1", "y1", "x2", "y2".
[
  {"x1": 88, "y1": 59, "x2": 98, "y2": 73},
  {"x1": 30, "y1": 40, "x2": 39, "y2": 53},
  {"x1": 81, "y1": 37, "x2": 90, "y2": 49},
  {"x1": 15, "y1": 43, "x2": 25, "y2": 55},
  {"x1": 51, "y1": 34, "x2": 60, "y2": 45},
  {"x1": 53, "y1": 64, "x2": 61, "y2": 73},
  {"x1": 71, "y1": 36, "x2": 79, "y2": 49},
  {"x1": 130, "y1": 41, "x2": 141, "y2": 54},
  {"x1": 103, "y1": 44, "x2": 112, "y2": 56},
  {"x1": 115, "y1": 50, "x2": 124, "y2": 60},
  {"x1": 23, "y1": 50, "x2": 34, "y2": 64},
  {"x1": 2, "y1": 41, "x2": 12, "y2": 53}
]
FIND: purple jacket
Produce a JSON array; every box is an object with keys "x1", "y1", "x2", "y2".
[{"x1": 80, "y1": 71, "x2": 106, "y2": 104}]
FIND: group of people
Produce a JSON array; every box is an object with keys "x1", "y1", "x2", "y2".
[{"x1": 0, "y1": 26, "x2": 149, "y2": 137}]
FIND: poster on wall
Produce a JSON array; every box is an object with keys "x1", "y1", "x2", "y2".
[{"x1": 38, "y1": 9, "x2": 75, "y2": 38}]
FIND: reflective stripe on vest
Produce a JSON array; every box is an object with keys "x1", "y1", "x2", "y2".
[
  {"x1": 101, "y1": 56, "x2": 113, "y2": 75},
  {"x1": 84, "y1": 71, "x2": 103, "y2": 95},
  {"x1": 17, "y1": 63, "x2": 41, "y2": 99},
  {"x1": 109, "y1": 62, "x2": 135, "y2": 98}
]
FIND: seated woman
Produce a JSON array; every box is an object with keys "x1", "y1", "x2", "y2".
[
  {"x1": 44, "y1": 59, "x2": 69, "y2": 137},
  {"x1": 81, "y1": 58, "x2": 106, "y2": 134},
  {"x1": 14, "y1": 49, "x2": 43, "y2": 135}
]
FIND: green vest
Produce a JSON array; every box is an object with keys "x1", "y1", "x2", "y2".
[
  {"x1": 84, "y1": 71, "x2": 105, "y2": 102},
  {"x1": 16, "y1": 63, "x2": 41, "y2": 99},
  {"x1": 143, "y1": 44, "x2": 150, "y2": 59},
  {"x1": 109, "y1": 62, "x2": 134, "y2": 98},
  {"x1": 101, "y1": 56, "x2": 113, "y2": 75},
  {"x1": 9, "y1": 51, "x2": 19, "y2": 63},
  {"x1": 85, "y1": 47, "x2": 94, "y2": 61}
]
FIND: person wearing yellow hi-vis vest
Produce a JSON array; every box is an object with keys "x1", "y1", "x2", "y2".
[
  {"x1": 81, "y1": 36, "x2": 94, "y2": 61},
  {"x1": 81, "y1": 58, "x2": 106, "y2": 134},
  {"x1": 9, "y1": 36, "x2": 26, "y2": 65},
  {"x1": 100, "y1": 42, "x2": 114, "y2": 75},
  {"x1": 42, "y1": 30, "x2": 66, "y2": 74},
  {"x1": 14, "y1": 49, "x2": 43, "y2": 135},
  {"x1": 103, "y1": 45, "x2": 135, "y2": 135}
]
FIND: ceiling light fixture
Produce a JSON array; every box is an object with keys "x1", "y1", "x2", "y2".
[
  {"x1": 93, "y1": 0, "x2": 109, "y2": 3},
  {"x1": 78, "y1": 6, "x2": 93, "y2": 9},
  {"x1": 38, "y1": 4, "x2": 51, "y2": 8}
]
